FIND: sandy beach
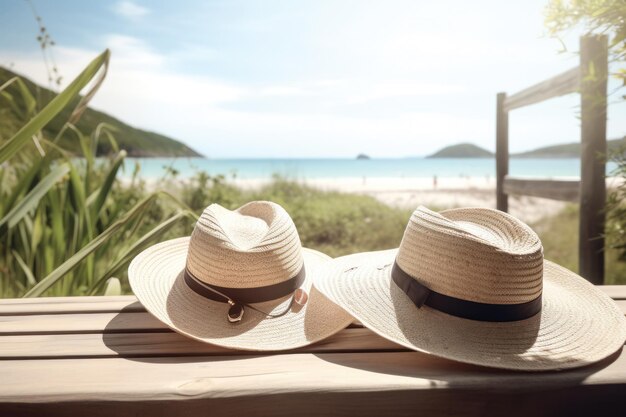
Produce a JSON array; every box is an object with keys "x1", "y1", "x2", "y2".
[
  {"x1": 128, "y1": 174, "x2": 621, "y2": 224},
  {"x1": 229, "y1": 176, "x2": 569, "y2": 223}
]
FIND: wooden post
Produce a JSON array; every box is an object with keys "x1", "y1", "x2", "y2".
[
  {"x1": 579, "y1": 34, "x2": 608, "y2": 284},
  {"x1": 496, "y1": 92, "x2": 509, "y2": 212}
]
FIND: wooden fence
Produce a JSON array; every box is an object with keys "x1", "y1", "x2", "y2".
[{"x1": 496, "y1": 35, "x2": 608, "y2": 284}]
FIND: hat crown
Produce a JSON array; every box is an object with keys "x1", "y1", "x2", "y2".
[
  {"x1": 396, "y1": 206, "x2": 543, "y2": 304},
  {"x1": 186, "y1": 201, "x2": 304, "y2": 289}
]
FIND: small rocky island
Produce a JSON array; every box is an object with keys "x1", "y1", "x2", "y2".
[{"x1": 356, "y1": 153, "x2": 371, "y2": 160}]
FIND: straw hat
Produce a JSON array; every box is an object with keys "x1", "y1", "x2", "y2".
[
  {"x1": 316, "y1": 206, "x2": 626, "y2": 371},
  {"x1": 129, "y1": 201, "x2": 353, "y2": 351}
]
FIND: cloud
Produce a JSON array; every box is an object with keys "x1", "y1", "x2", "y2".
[
  {"x1": 1, "y1": 36, "x2": 246, "y2": 129},
  {"x1": 1, "y1": 33, "x2": 605, "y2": 158},
  {"x1": 338, "y1": 80, "x2": 466, "y2": 105},
  {"x1": 104, "y1": 35, "x2": 164, "y2": 68},
  {"x1": 112, "y1": 1, "x2": 149, "y2": 19},
  {"x1": 258, "y1": 86, "x2": 314, "y2": 97},
  {"x1": 248, "y1": 79, "x2": 465, "y2": 106}
]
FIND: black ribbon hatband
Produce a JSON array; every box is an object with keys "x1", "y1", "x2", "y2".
[
  {"x1": 184, "y1": 266, "x2": 306, "y2": 304},
  {"x1": 391, "y1": 262, "x2": 542, "y2": 322}
]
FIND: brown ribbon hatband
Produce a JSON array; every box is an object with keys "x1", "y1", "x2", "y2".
[
  {"x1": 391, "y1": 262, "x2": 542, "y2": 322},
  {"x1": 184, "y1": 266, "x2": 306, "y2": 304}
]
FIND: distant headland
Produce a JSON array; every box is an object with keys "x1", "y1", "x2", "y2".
[
  {"x1": 427, "y1": 143, "x2": 493, "y2": 158},
  {"x1": 513, "y1": 137, "x2": 625, "y2": 158},
  {"x1": 429, "y1": 138, "x2": 626, "y2": 159},
  {"x1": 0, "y1": 67, "x2": 202, "y2": 158}
]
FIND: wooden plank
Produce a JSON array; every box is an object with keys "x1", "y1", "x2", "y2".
[
  {"x1": 1, "y1": 300, "x2": 624, "y2": 336},
  {"x1": 0, "y1": 296, "x2": 143, "y2": 315},
  {"x1": 0, "y1": 299, "x2": 623, "y2": 358},
  {"x1": 0, "y1": 295, "x2": 136, "y2": 305},
  {"x1": 0, "y1": 290, "x2": 624, "y2": 415},
  {"x1": 578, "y1": 34, "x2": 608, "y2": 285},
  {"x1": 0, "y1": 349, "x2": 624, "y2": 417},
  {"x1": 0, "y1": 310, "x2": 361, "y2": 335},
  {"x1": 0, "y1": 311, "x2": 167, "y2": 335},
  {"x1": 503, "y1": 67, "x2": 579, "y2": 112},
  {"x1": 0, "y1": 328, "x2": 405, "y2": 359},
  {"x1": 496, "y1": 92, "x2": 509, "y2": 212},
  {"x1": 502, "y1": 176, "x2": 580, "y2": 201}
]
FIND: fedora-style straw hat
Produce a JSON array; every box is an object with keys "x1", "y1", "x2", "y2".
[
  {"x1": 129, "y1": 201, "x2": 353, "y2": 351},
  {"x1": 316, "y1": 206, "x2": 626, "y2": 371}
]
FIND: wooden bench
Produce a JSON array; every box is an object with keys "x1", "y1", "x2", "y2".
[{"x1": 1, "y1": 286, "x2": 626, "y2": 416}]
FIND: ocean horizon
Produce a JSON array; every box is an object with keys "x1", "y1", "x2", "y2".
[{"x1": 122, "y1": 157, "x2": 619, "y2": 180}]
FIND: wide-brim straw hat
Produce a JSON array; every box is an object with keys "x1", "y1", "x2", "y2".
[
  {"x1": 129, "y1": 201, "x2": 353, "y2": 351},
  {"x1": 316, "y1": 206, "x2": 626, "y2": 371}
]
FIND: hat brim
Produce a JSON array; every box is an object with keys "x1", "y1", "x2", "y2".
[
  {"x1": 129, "y1": 237, "x2": 354, "y2": 351},
  {"x1": 316, "y1": 249, "x2": 626, "y2": 371}
]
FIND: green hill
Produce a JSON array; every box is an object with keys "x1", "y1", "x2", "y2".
[
  {"x1": 428, "y1": 138, "x2": 626, "y2": 159},
  {"x1": 512, "y1": 138, "x2": 626, "y2": 158},
  {"x1": 0, "y1": 67, "x2": 201, "y2": 157},
  {"x1": 427, "y1": 143, "x2": 494, "y2": 158}
]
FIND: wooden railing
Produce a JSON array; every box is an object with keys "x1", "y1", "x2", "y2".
[{"x1": 496, "y1": 35, "x2": 608, "y2": 284}]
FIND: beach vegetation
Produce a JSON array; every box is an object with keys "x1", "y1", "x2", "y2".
[
  {"x1": 545, "y1": 0, "x2": 626, "y2": 265},
  {"x1": 545, "y1": 0, "x2": 626, "y2": 91},
  {"x1": 606, "y1": 149, "x2": 626, "y2": 263},
  {"x1": 1, "y1": 28, "x2": 625, "y2": 298},
  {"x1": 172, "y1": 172, "x2": 413, "y2": 258},
  {"x1": 532, "y1": 203, "x2": 626, "y2": 284},
  {"x1": 0, "y1": 50, "x2": 195, "y2": 298}
]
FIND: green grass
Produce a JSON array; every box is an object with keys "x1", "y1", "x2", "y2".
[
  {"x1": 249, "y1": 180, "x2": 413, "y2": 258},
  {"x1": 174, "y1": 173, "x2": 414, "y2": 258},
  {"x1": 531, "y1": 204, "x2": 626, "y2": 284}
]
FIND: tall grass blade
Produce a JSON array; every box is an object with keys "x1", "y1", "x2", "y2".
[
  {"x1": 3, "y1": 151, "x2": 52, "y2": 212},
  {"x1": 88, "y1": 150, "x2": 127, "y2": 217},
  {"x1": 0, "y1": 49, "x2": 110, "y2": 164},
  {"x1": 68, "y1": 52, "x2": 109, "y2": 124},
  {"x1": 92, "y1": 123, "x2": 119, "y2": 155},
  {"x1": 0, "y1": 77, "x2": 36, "y2": 118},
  {"x1": 87, "y1": 210, "x2": 193, "y2": 294},
  {"x1": 0, "y1": 163, "x2": 69, "y2": 235},
  {"x1": 22, "y1": 193, "x2": 158, "y2": 297},
  {"x1": 12, "y1": 250, "x2": 37, "y2": 287},
  {"x1": 103, "y1": 277, "x2": 121, "y2": 296}
]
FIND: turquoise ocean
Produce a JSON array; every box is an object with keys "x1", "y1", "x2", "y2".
[{"x1": 124, "y1": 157, "x2": 617, "y2": 180}]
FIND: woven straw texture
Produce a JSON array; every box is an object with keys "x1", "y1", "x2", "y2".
[
  {"x1": 187, "y1": 202, "x2": 305, "y2": 288},
  {"x1": 316, "y1": 206, "x2": 626, "y2": 371},
  {"x1": 129, "y1": 202, "x2": 353, "y2": 351},
  {"x1": 396, "y1": 206, "x2": 543, "y2": 304}
]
